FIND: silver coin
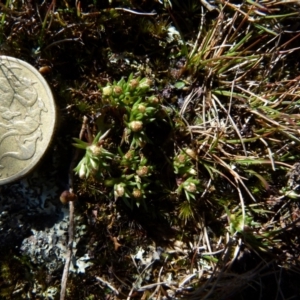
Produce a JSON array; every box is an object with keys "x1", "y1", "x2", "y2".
[{"x1": 0, "y1": 56, "x2": 56, "y2": 185}]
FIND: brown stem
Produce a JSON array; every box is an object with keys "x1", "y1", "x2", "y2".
[{"x1": 60, "y1": 116, "x2": 88, "y2": 300}]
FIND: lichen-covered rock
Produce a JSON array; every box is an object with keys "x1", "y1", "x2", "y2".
[
  {"x1": 0, "y1": 169, "x2": 60, "y2": 253},
  {"x1": 20, "y1": 207, "x2": 69, "y2": 273},
  {"x1": 0, "y1": 157, "x2": 92, "y2": 298}
]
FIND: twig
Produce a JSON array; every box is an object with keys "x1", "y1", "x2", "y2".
[
  {"x1": 148, "y1": 265, "x2": 165, "y2": 298},
  {"x1": 235, "y1": 181, "x2": 246, "y2": 232},
  {"x1": 114, "y1": 7, "x2": 156, "y2": 15},
  {"x1": 212, "y1": 93, "x2": 248, "y2": 157},
  {"x1": 127, "y1": 286, "x2": 134, "y2": 300},
  {"x1": 60, "y1": 116, "x2": 88, "y2": 300},
  {"x1": 190, "y1": 223, "x2": 204, "y2": 272},
  {"x1": 259, "y1": 137, "x2": 275, "y2": 171},
  {"x1": 60, "y1": 200, "x2": 74, "y2": 300},
  {"x1": 138, "y1": 281, "x2": 168, "y2": 292},
  {"x1": 203, "y1": 225, "x2": 215, "y2": 269},
  {"x1": 200, "y1": 0, "x2": 218, "y2": 12},
  {"x1": 127, "y1": 259, "x2": 156, "y2": 299},
  {"x1": 43, "y1": 37, "x2": 84, "y2": 52},
  {"x1": 178, "y1": 273, "x2": 196, "y2": 288},
  {"x1": 189, "y1": 6, "x2": 205, "y2": 59},
  {"x1": 95, "y1": 276, "x2": 119, "y2": 295}
]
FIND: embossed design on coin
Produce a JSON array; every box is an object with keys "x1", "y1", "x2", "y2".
[{"x1": 0, "y1": 56, "x2": 56, "y2": 185}]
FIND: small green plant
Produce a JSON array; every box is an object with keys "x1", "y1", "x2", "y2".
[
  {"x1": 173, "y1": 148, "x2": 197, "y2": 176},
  {"x1": 74, "y1": 74, "x2": 172, "y2": 210},
  {"x1": 73, "y1": 74, "x2": 205, "y2": 218},
  {"x1": 100, "y1": 75, "x2": 161, "y2": 147},
  {"x1": 173, "y1": 148, "x2": 201, "y2": 221},
  {"x1": 73, "y1": 130, "x2": 113, "y2": 179}
]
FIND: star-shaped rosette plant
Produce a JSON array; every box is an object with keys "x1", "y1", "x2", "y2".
[{"x1": 73, "y1": 129, "x2": 113, "y2": 179}]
